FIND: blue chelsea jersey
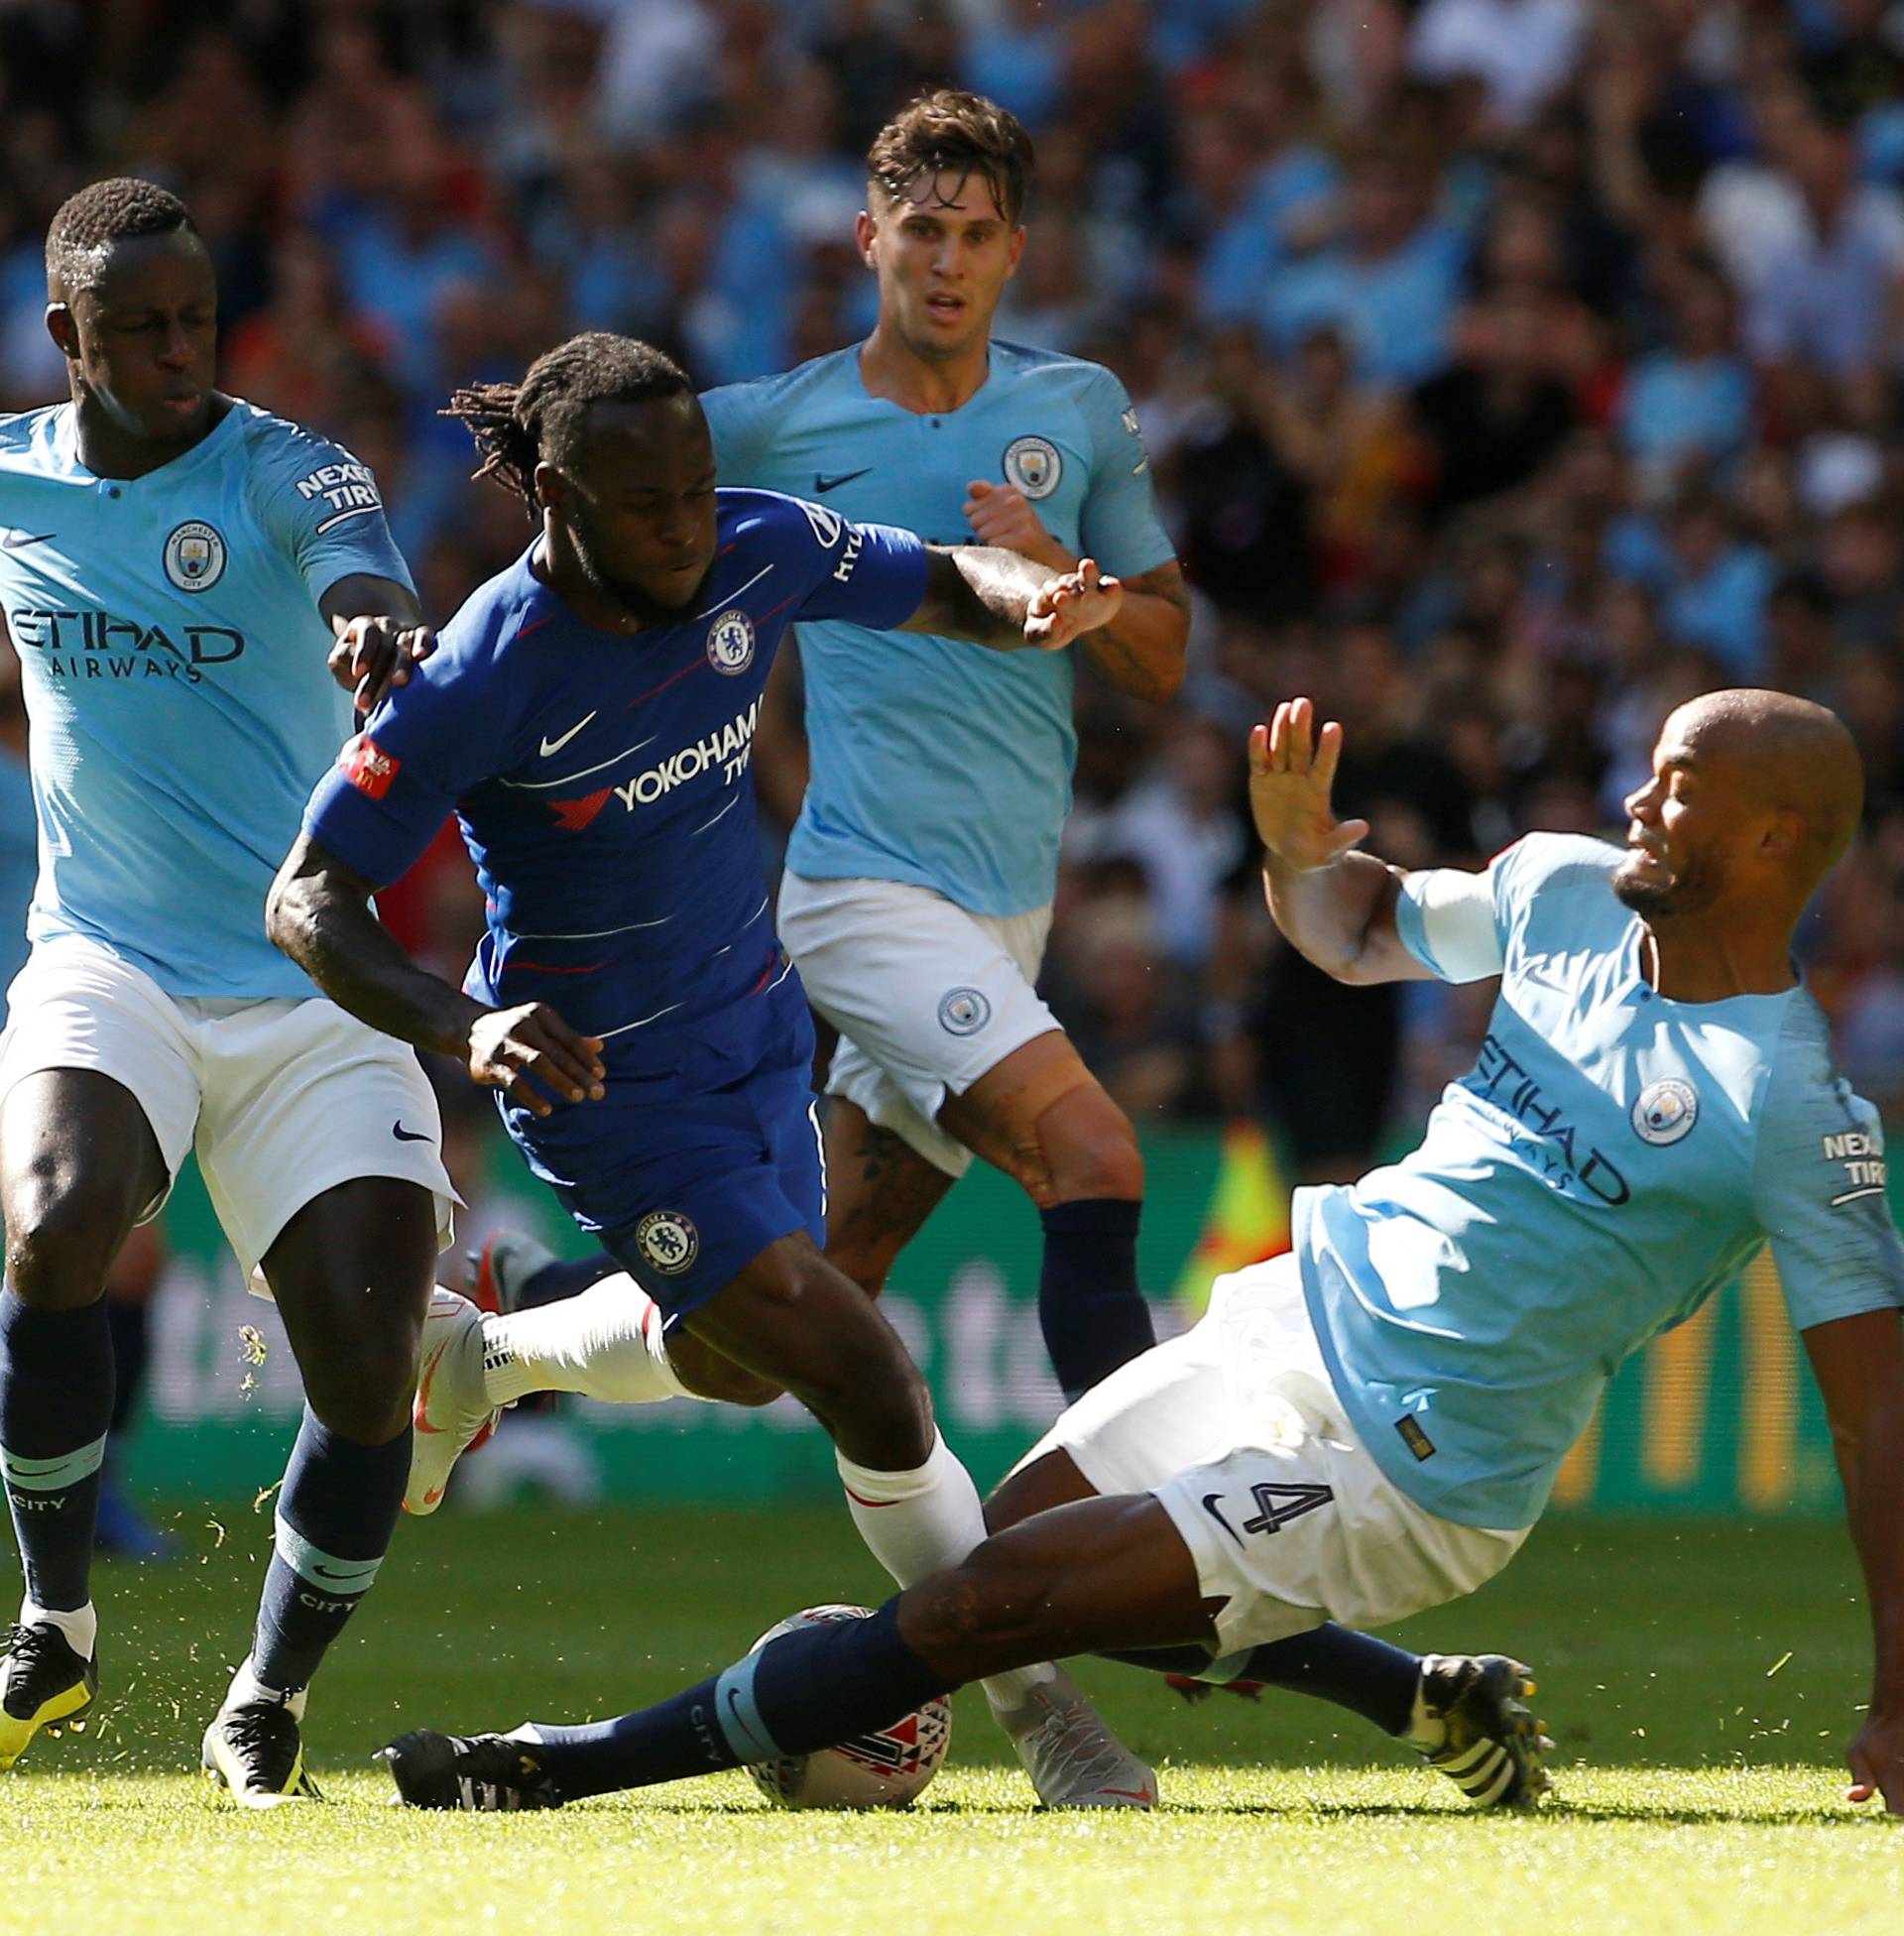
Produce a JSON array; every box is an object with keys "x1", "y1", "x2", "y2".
[
  {"x1": 302, "y1": 491, "x2": 927, "y2": 1065},
  {"x1": 0, "y1": 398, "x2": 414, "y2": 996},
  {"x1": 1298, "y1": 834, "x2": 1904, "y2": 1530},
  {"x1": 703, "y1": 341, "x2": 1177, "y2": 916}
]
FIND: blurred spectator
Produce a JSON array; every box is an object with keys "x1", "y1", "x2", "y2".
[{"x1": 2, "y1": 0, "x2": 1904, "y2": 1153}]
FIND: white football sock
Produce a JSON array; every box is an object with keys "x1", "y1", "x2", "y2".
[
  {"x1": 481, "y1": 1275, "x2": 701, "y2": 1408},
  {"x1": 20, "y1": 1597, "x2": 94, "y2": 1662},
  {"x1": 835, "y1": 1431, "x2": 1052, "y2": 1710}
]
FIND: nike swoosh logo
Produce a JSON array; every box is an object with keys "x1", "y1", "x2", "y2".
[
  {"x1": 311, "y1": 1563, "x2": 370, "y2": 1583},
  {"x1": 813, "y1": 469, "x2": 871, "y2": 494},
  {"x1": 414, "y1": 1335, "x2": 451, "y2": 1436},
  {"x1": 1201, "y1": 1492, "x2": 1243, "y2": 1545},
  {"x1": 392, "y1": 1120, "x2": 431, "y2": 1143},
  {"x1": 539, "y1": 711, "x2": 597, "y2": 757},
  {"x1": 1, "y1": 531, "x2": 54, "y2": 551}
]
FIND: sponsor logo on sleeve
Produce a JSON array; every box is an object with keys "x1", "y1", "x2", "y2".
[
  {"x1": 1120, "y1": 404, "x2": 1150, "y2": 475},
  {"x1": 635, "y1": 1208, "x2": 699, "y2": 1275},
  {"x1": 340, "y1": 734, "x2": 401, "y2": 799},
  {"x1": 799, "y1": 502, "x2": 847, "y2": 546},
  {"x1": 295, "y1": 460, "x2": 385, "y2": 534},
  {"x1": 1003, "y1": 434, "x2": 1061, "y2": 500},
  {"x1": 163, "y1": 521, "x2": 227, "y2": 592},
  {"x1": 1631, "y1": 1078, "x2": 1699, "y2": 1146},
  {"x1": 1823, "y1": 1128, "x2": 1887, "y2": 1206}
]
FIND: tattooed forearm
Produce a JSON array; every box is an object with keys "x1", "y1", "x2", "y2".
[{"x1": 1080, "y1": 560, "x2": 1189, "y2": 702}]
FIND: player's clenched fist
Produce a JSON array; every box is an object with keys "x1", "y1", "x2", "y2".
[
  {"x1": 1023, "y1": 557, "x2": 1123, "y2": 650},
  {"x1": 329, "y1": 615, "x2": 436, "y2": 714},
  {"x1": 964, "y1": 479, "x2": 1062, "y2": 564},
  {"x1": 1249, "y1": 696, "x2": 1370, "y2": 873},
  {"x1": 466, "y1": 1003, "x2": 606, "y2": 1115}
]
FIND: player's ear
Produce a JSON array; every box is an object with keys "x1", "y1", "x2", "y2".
[
  {"x1": 854, "y1": 207, "x2": 878, "y2": 268},
  {"x1": 533, "y1": 460, "x2": 568, "y2": 514},
  {"x1": 1762, "y1": 808, "x2": 1804, "y2": 860},
  {"x1": 1005, "y1": 226, "x2": 1027, "y2": 280},
  {"x1": 44, "y1": 302, "x2": 77, "y2": 361}
]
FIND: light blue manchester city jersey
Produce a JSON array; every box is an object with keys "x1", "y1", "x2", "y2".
[
  {"x1": 1298, "y1": 834, "x2": 1904, "y2": 1530},
  {"x1": 703, "y1": 341, "x2": 1177, "y2": 915},
  {"x1": 0, "y1": 399, "x2": 413, "y2": 996}
]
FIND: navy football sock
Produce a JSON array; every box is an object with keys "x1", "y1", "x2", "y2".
[
  {"x1": 249, "y1": 1408, "x2": 409, "y2": 1696},
  {"x1": 531, "y1": 1600, "x2": 947, "y2": 1800},
  {"x1": 1241, "y1": 1625, "x2": 1420, "y2": 1735},
  {"x1": 1101, "y1": 1624, "x2": 1420, "y2": 1737},
  {"x1": 515, "y1": 1254, "x2": 620, "y2": 1312},
  {"x1": 0, "y1": 1291, "x2": 113, "y2": 1614},
  {"x1": 1037, "y1": 1198, "x2": 1155, "y2": 1400},
  {"x1": 105, "y1": 1295, "x2": 152, "y2": 1437}
]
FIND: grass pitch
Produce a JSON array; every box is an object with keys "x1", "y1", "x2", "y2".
[{"x1": 6, "y1": 1502, "x2": 1900, "y2": 1936}]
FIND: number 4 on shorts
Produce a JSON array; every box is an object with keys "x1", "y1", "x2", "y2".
[{"x1": 1240, "y1": 1481, "x2": 1335, "y2": 1536}]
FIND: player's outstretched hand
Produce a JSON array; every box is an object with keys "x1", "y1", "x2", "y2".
[
  {"x1": 466, "y1": 1003, "x2": 606, "y2": 1117},
  {"x1": 1845, "y1": 1709, "x2": 1904, "y2": 1814},
  {"x1": 964, "y1": 479, "x2": 1060, "y2": 564},
  {"x1": 1024, "y1": 557, "x2": 1123, "y2": 650},
  {"x1": 1249, "y1": 697, "x2": 1370, "y2": 872},
  {"x1": 330, "y1": 615, "x2": 436, "y2": 714}
]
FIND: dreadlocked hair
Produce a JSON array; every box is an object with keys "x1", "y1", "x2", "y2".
[
  {"x1": 46, "y1": 178, "x2": 197, "y2": 294},
  {"x1": 440, "y1": 332, "x2": 695, "y2": 510}
]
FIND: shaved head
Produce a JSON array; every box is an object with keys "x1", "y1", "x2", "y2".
[{"x1": 1665, "y1": 688, "x2": 1863, "y2": 886}]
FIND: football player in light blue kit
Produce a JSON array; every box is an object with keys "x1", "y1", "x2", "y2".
[
  {"x1": 0, "y1": 181, "x2": 458, "y2": 1803},
  {"x1": 702, "y1": 91, "x2": 1190, "y2": 1404},
  {"x1": 384, "y1": 690, "x2": 1904, "y2": 1819}
]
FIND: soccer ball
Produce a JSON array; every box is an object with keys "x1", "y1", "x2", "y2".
[{"x1": 743, "y1": 1604, "x2": 952, "y2": 1810}]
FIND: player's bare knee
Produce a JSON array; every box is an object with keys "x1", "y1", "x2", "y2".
[
  {"x1": 298, "y1": 1320, "x2": 421, "y2": 1442},
  {"x1": 4, "y1": 1177, "x2": 131, "y2": 1307},
  {"x1": 821, "y1": 1232, "x2": 889, "y2": 1300},
  {"x1": 1043, "y1": 1111, "x2": 1144, "y2": 1204},
  {"x1": 303, "y1": 1364, "x2": 415, "y2": 1444}
]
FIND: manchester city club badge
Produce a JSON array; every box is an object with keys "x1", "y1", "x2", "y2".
[
  {"x1": 1002, "y1": 434, "x2": 1062, "y2": 500},
  {"x1": 1631, "y1": 1078, "x2": 1699, "y2": 1146},
  {"x1": 164, "y1": 520, "x2": 227, "y2": 592}
]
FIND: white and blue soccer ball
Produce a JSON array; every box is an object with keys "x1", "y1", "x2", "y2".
[{"x1": 744, "y1": 1604, "x2": 953, "y2": 1810}]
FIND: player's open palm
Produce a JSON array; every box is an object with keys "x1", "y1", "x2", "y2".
[
  {"x1": 1024, "y1": 558, "x2": 1123, "y2": 650},
  {"x1": 467, "y1": 1003, "x2": 606, "y2": 1116},
  {"x1": 1250, "y1": 697, "x2": 1369, "y2": 872}
]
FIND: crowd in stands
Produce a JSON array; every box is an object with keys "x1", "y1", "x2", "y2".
[{"x1": 8, "y1": 0, "x2": 1904, "y2": 1178}]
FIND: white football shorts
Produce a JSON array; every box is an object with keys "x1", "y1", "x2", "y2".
[
  {"x1": 1017, "y1": 1252, "x2": 1527, "y2": 1660},
  {"x1": 0, "y1": 935, "x2": 458, "y2": 1296},
  {"x1": 776, "y1": 872, "x2": 1058, "y2": 1178}
]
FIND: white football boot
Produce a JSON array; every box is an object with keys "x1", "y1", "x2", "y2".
[
  {"x1": 406, "y1": 1287, "x2": 502, "y2": 1515},
  {"x1": 989, "y1": 1667, "x2": 1159, "y2": 1808}
]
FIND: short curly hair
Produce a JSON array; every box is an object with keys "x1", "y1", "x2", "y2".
[
  {"x1": 867, "y1": 89, "x2": 1034, "y2": 224},
  {"x1": 46, "y1": 178, "x2": 198, "y2": 296}
]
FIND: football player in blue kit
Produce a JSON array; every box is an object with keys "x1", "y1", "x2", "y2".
[
  {"x1": 412, "y1": 86, "x2": 1454, "y2": 1754},
  {"x1": 381, "y1": 689, "x2": 1904, "y2": 1820},
  {"x1": 272, "y1": 330, "x2": 1162, "y2": 1806},
  {"x1": 0, "y1": 181, "x2": 459, "y2": 1803}
]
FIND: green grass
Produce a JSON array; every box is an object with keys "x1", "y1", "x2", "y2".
[{"x1": 8, "y1": 1505, "x2": 1902, "y2": 1935}]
